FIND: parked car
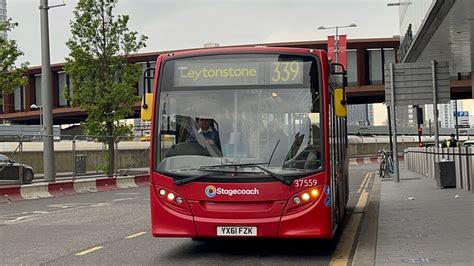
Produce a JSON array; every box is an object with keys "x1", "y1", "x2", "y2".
[
  {"x1": 0, "y1": 154, "x2": 34, "y2": 184},
  {"x1": 462, "y1": 140, "x2": 474, "y2": 147}
]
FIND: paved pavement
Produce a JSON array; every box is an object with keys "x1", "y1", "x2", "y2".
[{"x1": 354, "y1": 165, "x2": 474, "y2": 266}]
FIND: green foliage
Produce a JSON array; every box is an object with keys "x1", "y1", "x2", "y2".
[
  {"x1": 0, "y1": 19, "x2": 29, "y2": 95},
  {"x1": 64, "y1": 0, "x2": 147, "y2": 139}
]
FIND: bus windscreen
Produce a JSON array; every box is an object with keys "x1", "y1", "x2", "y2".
[{"x1": 156, "y1": 53, "x2": 322, "y2": 180}]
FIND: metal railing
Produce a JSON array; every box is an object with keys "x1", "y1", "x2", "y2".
[
  {"x1": 0, "y1": 134, "x2": 150, "y2": 186},
  {"x1": 405, "y1": 147, "x2": 473, "y2": 192}
]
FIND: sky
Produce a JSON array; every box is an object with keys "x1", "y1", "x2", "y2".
[{"x1": 8, "y1": 0, "x2": 400, "y2": 66}]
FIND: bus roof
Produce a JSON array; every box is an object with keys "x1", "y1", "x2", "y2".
[{"x1": 159, "y1": 46, "x2": 326, "y2": 60}]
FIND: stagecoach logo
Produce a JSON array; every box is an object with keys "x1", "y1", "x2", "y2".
[
  {"x1": 205, "y1": 185, "x2": 217, "y2": 198},
  {"x1": 204, "y1": 185, "x2": 259, "y2": 198}
]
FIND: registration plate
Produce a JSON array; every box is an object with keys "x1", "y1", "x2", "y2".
[{"x1": 217, "y1": 226, "x2": 257, "y2": 236}]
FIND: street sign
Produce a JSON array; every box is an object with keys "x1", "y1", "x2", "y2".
[
  {"x1": 455, "y1": 110, "x2": 470, "y2": 127},
  {"x1": 454, "y1": 111, "x2": 469, "y2": 117},
  {"x1": 384, "y1": 61, "x2": 451, "y2": 181},
  {"x1": 384, "y1": 61, "x2": 451, "y2": 106}
]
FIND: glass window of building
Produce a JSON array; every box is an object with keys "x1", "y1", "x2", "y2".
[
  {"x1": 0, "y1": 93, "x2": 3, "y2": 114},
  {"x1": 58, "y1": 72, "x2": 68, "y2": 107},
  {"x1": 147, "y1": 61, "x2": 156, "y2": 93},
  {"x1": 68, "y1": 75, "x2": 73, "y2": 99},
  {"x1": 137, "y1": 62, "x2": 148, "y2": 97},
  {"x1": 14, "y1": 86, "x2": 24, "y2": 112},
  {"x1": 368, "y1": 49, "x2": 383, "y2": 85},
  {"x1": 346, "y1": 49, "x2": 357, "y2": 85},
  {"x1": 34, "y1": 75, "x2": 42, "y2": 106}
]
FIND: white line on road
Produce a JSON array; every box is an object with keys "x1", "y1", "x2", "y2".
[
  {"x1": 75, "y1": 246, "x2": 104, "y2": 256},
  {"x1": 116, "y1": 192, "x2": 141, "y2": 195},
  {"x1": 124, "y1": 231, "x2": 147, "y2": 239},
  {"x1": 112, "y1": 196, "x2": 141, "y2": 202}
]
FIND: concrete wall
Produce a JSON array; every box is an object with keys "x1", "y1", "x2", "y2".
[
  {"x1": 10, "y1": 149, "x2": 150, "y2": 175},
  {"x1": 347, "y1": 136, "x2": 436, "y2": 157}
]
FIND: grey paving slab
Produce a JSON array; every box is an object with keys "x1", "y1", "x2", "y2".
[{"x1": 375, "y1": 166, "x2": 474, "y2": 265}]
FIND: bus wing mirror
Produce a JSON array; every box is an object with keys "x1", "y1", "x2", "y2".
[
  {"x1": 141, "y1": 93, "x2": 153, "y2": 121},
  {"x1": 334, "y1": 88, "x2": 347, "y2": 117}
]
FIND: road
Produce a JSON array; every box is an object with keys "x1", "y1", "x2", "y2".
[{"x1": 0, "y1": 164, "x2": 376, "y2": 265}]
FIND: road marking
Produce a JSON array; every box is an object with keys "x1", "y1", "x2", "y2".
[
  {"x1": 330, "y1": 213, "x2": 363, "y2": 266},
  {"x1": 356, "y1": 173, "x2": 370, "y2": 193},
  {"x1": 112, "y1": 196, "x2": 140, "y2": 202},
  {"x1": 330, "y1": 172, "x2": 373, "y2": 266},
  {"x1": 124, "y1": 231, "x2": 147, "y2": 239},
  {"x1": 364, "y1": 172, "x2": 374, "y2": 189},
  {"x1": 75, "y1": 246, "x2": 103, "y2": 256},
  {"x1": 354, "y1": 191, "x2": 369, "y2": 213},
  {"x1": 116, "y1": 192, "x2": 140, "y2": 195}
]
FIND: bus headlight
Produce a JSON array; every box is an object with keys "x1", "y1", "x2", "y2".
[
  {"x1": 159, "y1": 189, "x2": 166, "y2": 196},
  {"x1": 154, "y1": 186, "x2": 191, "y2": 215},
  {"x1": 301, "y1": 193, "x2": 310, "y2": 201},
  {"x1": 284, "y1": 186, "x2": 323, "y2": 214}
]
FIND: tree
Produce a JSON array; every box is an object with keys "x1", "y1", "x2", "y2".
[
  {"x1": 64, "y1": 0, "x2": 147, "y2": 176},
  {"x1": 0, "y1": 19, "x2": 28, "y2": 95}
]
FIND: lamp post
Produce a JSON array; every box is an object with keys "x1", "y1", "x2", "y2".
[
  {"x1": 39, "y1": 0, "x2": 65, "y2": 182},
  {"x1": 30, "y1": 104, "x2": 43, "y2": 133},
  {"x1": 317, "y1": 23, "x2": 357, "y2": 63}
]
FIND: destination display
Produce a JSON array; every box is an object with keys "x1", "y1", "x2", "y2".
[{"x1": 174, "y1": 59, "x2": 304, "y2": 87}]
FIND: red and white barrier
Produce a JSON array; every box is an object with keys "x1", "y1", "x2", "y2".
[
  {"x1": 0, "y1": 175, "x2": 149, "y2": 203},
  {"x1": 349, "y1": 156, "x2": 404, "y2": 166}
]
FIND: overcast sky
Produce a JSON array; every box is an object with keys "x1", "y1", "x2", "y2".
[{"x1": 8, "y1": 0, "x2": 400, "y2": 67}]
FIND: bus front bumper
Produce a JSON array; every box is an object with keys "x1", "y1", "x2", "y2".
[{"x1": 150, "y1": 186, "x2": 333, "y2": 239}]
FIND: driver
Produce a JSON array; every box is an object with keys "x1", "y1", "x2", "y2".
[{"x1": 197, "y1": 117, "x2": 222, "y2": 152}]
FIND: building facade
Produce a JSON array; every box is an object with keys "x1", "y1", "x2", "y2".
[
  {"x1": 1, "y1": 36, "x2": 470, "y2": 126},
  {"x1": 0, "y1": 37, "x2": 401, "y2": 125},
  {"x1": 398, "y1": 0, "x2": 473, "y2": 99},
  {"x1": 348, "y1": 104, "x2": 374, "y2": 126},
  {"x1": 0, "y1": 0, "x2": 7, "y2": 39},
  {"x1": 398, "y1": 0, "x2": 473, "y2": 130}
]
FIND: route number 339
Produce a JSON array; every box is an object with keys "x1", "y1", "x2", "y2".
[
  {"x1": 271, "y1": 62, "x2": 300, "y2": 82},
  {"x1": 293, "y1": 179, "x2": 318, "y2": 187}
]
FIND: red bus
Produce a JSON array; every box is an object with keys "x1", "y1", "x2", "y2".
[{"x1": 141, "y1": 47, "x2": 349, "y2": 239}]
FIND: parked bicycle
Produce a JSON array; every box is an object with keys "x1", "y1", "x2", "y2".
[{"x1": 378, "y1": 150, "x2": 394, "y2": 178}]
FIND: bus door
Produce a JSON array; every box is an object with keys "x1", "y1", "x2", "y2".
[{"x1": 330, "y1": 63, "x2": 348, "y2": 228}]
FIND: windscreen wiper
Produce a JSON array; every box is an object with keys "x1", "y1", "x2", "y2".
[
  {"x1": 199, "y1": 163, "x2": 293, "y2": 186},
  {"x1": 175, "y1": 172, "x2": 217, "y2": 186},
  {"x1": 252, "y1": 165, "x2": 293, "y2": 186}
]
